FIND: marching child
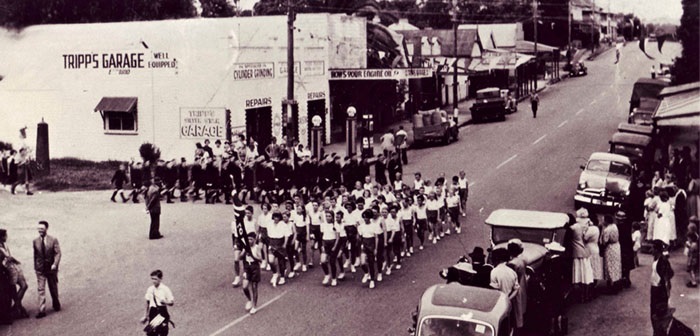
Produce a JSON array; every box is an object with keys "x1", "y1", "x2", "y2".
[
  {"x1": 445, "y1": 188, "x2": 462, "y2": 234},
  {"x1": 359, "y1": 209, "x2": 378, "y2": 289},
  {"x1": 240, "y1": 233, "x2": 262, "y2": 314},
  {"x1": 320, "y1": 210, "x2": 339, "y2": 286},
  {"x1": 110, "y1": 163, "x2": 129, "y2": 202}
]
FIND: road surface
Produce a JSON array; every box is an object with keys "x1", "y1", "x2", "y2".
[{"x1": 1, "y1": 42, "x2": 696, "y2": 336}]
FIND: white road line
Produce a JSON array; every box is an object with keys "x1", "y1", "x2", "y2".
[
  {"x1": 558, "y1": 120, "x2": 568, "y2": 128},
  {"x1": 617, "y1": 95, "x2": 621, "y2": 104},
  {"x1": 575, "y1": 108, "x2": 584, "y2": 115},
  {"x1": 533, "y1": 134, "x2": 547, "y2": 145},
  {"x1": 496, "y1": 154, "x2": 517, "y2": 169},
  {"x1": 209, "y1": 290, "x2": 289, "y2": 336},
  {"x1": 469, "y1": 181, "x2": 476, "y2": 187},
  {"x1": 589, "y1": 99, "x2": 597, "y2": 106}
]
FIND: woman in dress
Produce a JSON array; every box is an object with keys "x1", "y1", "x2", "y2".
[
  {"x1": 570, "y1": 209, "x2": 594, "y2": 302},
  {"x1": 654, "y1": 191, "x2": 676, "y2": 246},
  {"x1": 582, "y1": 212, "x2": 603, "y2": 295},
  {"x1": 601, "y1": 215, "x2": 622, "y2": 293}
]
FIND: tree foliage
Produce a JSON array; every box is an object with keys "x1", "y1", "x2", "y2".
[
  {"x1": 200, "y1": 0, "x2": 237, "y2": 17},
  {"x1": 672, "y1": 0, "x2": 699, "y2": 85},
  {"x1": 139, "y1": 142, "x2": 161, "y2": 164},
  {"x1": 0, "y1": 0, "x2": 196, "y2": 29}
]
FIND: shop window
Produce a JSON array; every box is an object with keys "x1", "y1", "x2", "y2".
[{"x1": 94, "y1": 97, "x2": 138, "y2": 134}]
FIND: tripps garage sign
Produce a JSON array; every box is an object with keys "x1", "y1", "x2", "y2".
[{"x1": 180, "y1": 107, "x2": 226, "y2": 139}]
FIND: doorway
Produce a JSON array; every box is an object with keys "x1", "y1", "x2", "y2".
[{"x1": 245, "y1": 106, "x2": 272, "y2": 153}]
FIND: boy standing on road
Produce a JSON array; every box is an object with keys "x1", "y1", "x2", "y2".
[
  {"x1": 530, "y1": 93, "x2": 539, "y2": 118},
  {"x1": 141, "y1": 270, "x2": 174, "y2": 336},
  {"x1": 111, "y1": 164, "x2": 128, "y2": 202}
]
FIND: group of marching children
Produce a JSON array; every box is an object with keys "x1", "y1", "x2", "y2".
[{"x1": 230, "y1": 169, "x2": 470, "y2": 313}]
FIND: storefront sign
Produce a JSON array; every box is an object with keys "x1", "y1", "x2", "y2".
[
  {"x1": 329, "y1": 68, "x2": 433, "y2": 80},
  {"x1": 233, "y1": 62, "x2": 275, "y2": 80},
  {"x1": 278, "y1": 62, "x2": 301, "y2": 77},
  {"x1": 62, "y1": 51, "x2": 178, "y2": 75},
  {"x1": 245, "y1": 97, "x2": 273, "y2": 108},
  {"x1": 180, "y1": 107, "x2": 226, "y2": 139},
  {"x1": 303, "y1": 61, "x2": 325, "y2": 76},
  {"x1": 307, "y1": 91, "x2": 326, "y2": 100}
]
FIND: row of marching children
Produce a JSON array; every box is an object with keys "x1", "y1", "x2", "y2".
[{"x1": 228, "y1": 170, "x2": 470, "y2": 314}]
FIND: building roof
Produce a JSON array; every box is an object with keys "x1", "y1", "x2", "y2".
[
  {"x1": 458, "y1": 23, "x2": 523, "y2": 49},
  {"x1": 571, "y1": 0, "x2": 595, "y2": 8},
  {"x1": 658, "y1": 81, "x2": 700, "y2": 98},
  {"x1": 515, "y1": 40, "x2": 560, "y2": 54},
  {"x1": 398, "y1": 29, "x2": 478, "y2": 57},
  {"x1": 468, "y1": 50, "x2": 533, "y2": 72},
  {"x1": 653, "y1": 88, "x2": 700, "y2": 127}
]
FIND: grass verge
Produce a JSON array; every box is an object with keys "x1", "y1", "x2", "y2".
[{"x1": 33, "y1": 158, "x2": 123, "y2": 192}]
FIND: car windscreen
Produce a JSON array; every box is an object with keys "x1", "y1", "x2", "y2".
[
  {"x1": 609, "y1": 161, "x2": 632, "y2": 176},
  {"x1": 492, "y1": 227, "x2": 554, "y2": 245},
  {"x1": 419, "y1": 317, "x2": 493, "y2": 336},
  {"x1": 612, "y1": 145, "x2": 644, "y2": 159},
  {"x1": 585, "y1": 159, "x2": 610, "y2": 172}
]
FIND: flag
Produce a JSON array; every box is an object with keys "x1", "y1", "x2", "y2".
[
  {"x1": 657, "y1": 34, "x2": 667, "y2": 53},
  {"x1": 638, "y1": 26, "x2": 655, "y2": 60},
  {"x1": 232, "y1": 191, "x2": 253, "y2": 257}
]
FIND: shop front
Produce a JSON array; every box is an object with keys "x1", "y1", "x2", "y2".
[{"x1": 0, "y1": 14, "x2": 365, "y2": 160}]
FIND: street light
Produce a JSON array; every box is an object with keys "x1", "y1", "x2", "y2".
[
  {"x1": 310, "y1": 115, "x2": 323, "y2": 159},
  {"x1": 346, "y1": 106, "x2": 357, "y2": 157}
]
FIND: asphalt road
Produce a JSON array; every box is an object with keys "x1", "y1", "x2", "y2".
[{"x1": 1, "y1": 42, "x2": 696, "y2": 336}]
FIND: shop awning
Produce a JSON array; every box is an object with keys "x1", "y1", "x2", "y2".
[
  {"x1": 94, "y1": 97, "x2": 137, "y2": 112},
  {"x1": 653, "y1": 93, "x2": 700, "y2": 127},
  {"x1": 515, "y1": 40, "x2": 560, "y2": 54},
  {"x1": 468, "y1": 51, "x2": 533, "y2": 72}
]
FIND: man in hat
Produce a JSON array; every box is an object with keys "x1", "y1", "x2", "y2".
[
  {"x1": 145, "y1": 178, "x2": 163, "y2": 240},
  {"x1": 616, "y1": 211, "x2": 635, "y2": 288},
  {"x1": 490, "y1": 248, "x2": 519, "y2": 300},
  {"x1": 439, "y1": 257, "x2": 476, "y2": 286},
  {"x1": 650, "y1": 239, "x2": 674, "y2": 336},
  {"x1": 468, "y1": 247, "x2": 493, "y2": 288}
]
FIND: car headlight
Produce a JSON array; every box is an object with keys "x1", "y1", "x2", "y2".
[
  {"x1": 578, "y1": 182, "x2": 587, "y2": 189},
  {"x1": 624, "y1": 189, "x2": 630, "y2": 196},
  {"x1": 601, "y1": 190, "x2": 606, "y2": 197}
]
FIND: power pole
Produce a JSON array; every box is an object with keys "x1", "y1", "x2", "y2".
[
  {"x1": 284, "y1": 0, "x2": 297, "y2": 146},
  {"x1": 568, "y1": 0, "x2": 572, "y2": 61},
  {"x1": 452, "y1": 0, "x2": 459, "y2": 110},
  {"x1": 533, "y1": 0, "x2": 538, "y2": 90}
]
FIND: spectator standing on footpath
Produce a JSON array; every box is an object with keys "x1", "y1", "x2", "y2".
[
  {"x1": 33, "y1": 221, "x2": 61, "y2": 319},
  {"x1": 145, "y1": 178, "x2": 164, "y2": 240},
  {"x1": 395, "y1": 127, "x2": 408, "y2": 165},
  {"x1": 141, "y1": 270, "x2": 174, "y2": 336},
  {"x1": 530, "y1": 93, "x2": 539, "y2": 118},
  {"x1": 650, "y1": 240, "x2": 673, "y2": 336},
  {"x1": 380, "y1": 129, "x2": 395, "y2": 158},
  {"x1": 0, "y1": 229, "x2": 29, "y2": 318}
]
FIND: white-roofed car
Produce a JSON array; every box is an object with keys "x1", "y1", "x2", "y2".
[
  {"x1": 575, "y1": 152, "x2": 634, "y2": 210},
  {"x1": 484, "y1": 209, "x2": 572, "y2": 335},
  {"x1": 409, "y1": 283, "x2": 513, "y2": 336}
]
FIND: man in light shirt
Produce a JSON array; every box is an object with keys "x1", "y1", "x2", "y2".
[{"x1": 141, "y1": 270, "x2": 174, "y2": 336}]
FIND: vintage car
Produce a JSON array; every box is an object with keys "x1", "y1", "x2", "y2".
[
  {"x1": 569, "y1": 61, "x2": 587, "y2": 77},
  {"x1": 575, "y1": 152, "x2": 634, "y2": 210},
  {"x1": 617, "y1": 122, "x2": 654, "y2": 137},
  {"x1": 470, "y1": 88, "x2": 511, "y2": 122},
  {"x1": 629, "y1": 78, "x2": 669, "y2": 114},
  {"x1": 628, "y1": 97, "x2": 661, "y2": 125},
  {"x1": 413, "y1": 109, "x2": 459, "y2": 146},
  {"x1": 609, "y1": 131, "x2": 654, "y2": 175},
  {"x1": 409, "y1": 283, "x2": 513, "y2": 336},
  {"x1": 485, "y1": 209, "x2": 571, "y2": 334}
]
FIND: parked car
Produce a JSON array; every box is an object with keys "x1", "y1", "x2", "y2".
[
  {"x1": 412, "y1": 109, "x2": 459, "y2": 146},
  {"x1": 575, "y1": 152, "x2": 634, "y2": 210},
  {"x1": 485, "y1": 209, "x2": 571, "y2": 334},
  {"x1": 470, "y1": 88, "x2": 511, "y2": 122},
  {"x1": 617, "y1": 122, "x2": 653, "y2": 137},
  {"x1": 609, "y1": 131, "x2": 654, "y2": 179},
  {"x1": 628, "y1": 97, "x2": 661, "y2": 125},
  {"x1": 409, "y1": 283, "x2": 513, "y2": 336},
  {"x1": 569, "y1": 61, "x2": 587, "y2": 77},
  {"x1": 629, "y1": 78, "x2": 669, "y2": 114}
]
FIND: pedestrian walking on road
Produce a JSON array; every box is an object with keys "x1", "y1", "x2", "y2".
[
  {"x1": 33, "y1": 221, "x2": 61, "y2": 319},
  {"x1": 110, "y1": 163, "x2": 128, "y2": 202},
  {"x1": 530, "y1": 93, "x2": 540, "y2": 118},
  {"x1": 145, "y1": 178, "x2": 164, "y2": 240},
  {"x1": 395, "y1": 126, "x2": 408, "y2": 165},
  {"x1": 141, "y1": 270, "x2": 174, "y2": 336}
]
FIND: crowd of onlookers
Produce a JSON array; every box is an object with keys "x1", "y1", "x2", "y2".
[{"x1": 0, "y1": 147, "x2": 34, "y2": 195}]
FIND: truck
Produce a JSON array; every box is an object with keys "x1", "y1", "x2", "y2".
[
  {"x1": 412, "y1": 109, "x2": 459, "y2": 146},
  {"x1": 470, "y1": 87, "x2": 515, "y2": 122}
]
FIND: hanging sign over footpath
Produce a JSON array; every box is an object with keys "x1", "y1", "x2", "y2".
[{"x1": 329, "y1": 68, "x2": 433, "y2": 80}]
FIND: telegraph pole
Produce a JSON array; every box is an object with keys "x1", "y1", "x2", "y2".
[
  {"x1": 452, "y1": 0, "x2": 459, "y2": 110},
  {"x1": 533, "y1": 0, "x2": 538, "y2": 90},
  {"x1": 568, "y1": 0, "x2": 572, "y2": 61},
  {"x1": 284, "y1": 0, "x2": 297, "y2": 146}
]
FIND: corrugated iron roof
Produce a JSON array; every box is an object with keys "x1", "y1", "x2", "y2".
[{"x1": 94, "y1": 97, "x2": 137, "y2": 112}]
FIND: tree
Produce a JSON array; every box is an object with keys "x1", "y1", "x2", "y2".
[
  {"x1": 200, "y1": 0, "x2": 237, "y2": 17},
  {"x1": 672, "y1": 0, "x2": 699, "y2": 84},
  {"x1": 0, "y1": 0, "x2": 195, "y2": 29}
]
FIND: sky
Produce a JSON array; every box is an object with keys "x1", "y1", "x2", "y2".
[{"x1": 605, "y1": 0, "x2": 683, "y2": 24}]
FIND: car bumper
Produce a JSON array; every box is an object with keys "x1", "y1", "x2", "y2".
[{"x1": 574, "y1": 194, "x2": 621, "y2": 208}]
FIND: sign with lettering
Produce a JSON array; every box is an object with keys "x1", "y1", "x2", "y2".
[
  {"x1": 233, "y1": 63, "x2": 275, "y2": 80},
  {"x1": 180, "y1": 107, "x2": 226, "y2": 139},
  {"x1": 307, "y1": 91, "x2": 326, "y2": 100},
  {"x1": 278, "y1": 62, "x2": 301, "y2": 77},
  {"x1": 62, "y1": 51, "x2": 178, "y2": 75},
  {"x1": 245, "y1": 97, "x2": 273, "y2": 108},
  {"x1": 303, "y1": 61, "x2": 325, "y2": 76},
  {"x1": 329, "y1": 68, "x2": 433, "y2": 80}
]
